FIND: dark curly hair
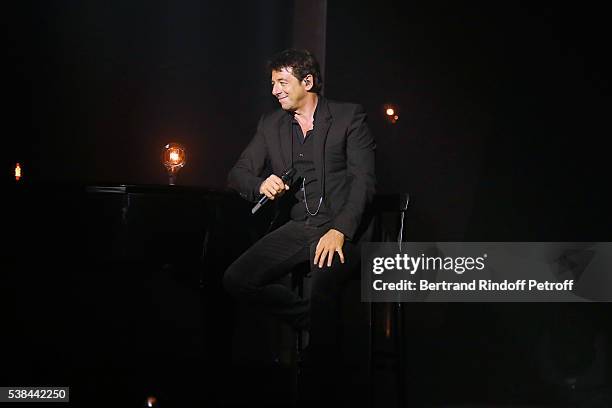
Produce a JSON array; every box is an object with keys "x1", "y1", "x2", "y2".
[{"x1": 267, "y1": 49, "x2": 323, "y2": 94}]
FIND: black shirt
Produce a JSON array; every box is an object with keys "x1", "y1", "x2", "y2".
[{"x1": 289, "y1": 111, "x2": 331, "y2": 225}]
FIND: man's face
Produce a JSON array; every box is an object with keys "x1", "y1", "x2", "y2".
[{"x1": 271, "y1": 67, "x2": 311, "y2": 111}]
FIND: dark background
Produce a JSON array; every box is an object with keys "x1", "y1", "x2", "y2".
[
  {"x1": 5, "y1": 0, "x2": 610, "y2": 241},
  {"x1": 2, "y1": 1, "x2": 611, "y2": 407}
]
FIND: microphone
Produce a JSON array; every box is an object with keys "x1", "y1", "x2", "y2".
[{"x1": 251, "y1": 167, "x2": 296, "y2": 214}]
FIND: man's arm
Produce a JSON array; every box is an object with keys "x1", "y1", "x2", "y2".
[
  {"x1": 227, "y1": 115, "x2": 269, "y2": 202},
  {"x1": 331, "y1": 104, "x2": 376, "y2": 241},
  {"x1": 314, "y1": 105, "x2": 376, "y2": 268}
]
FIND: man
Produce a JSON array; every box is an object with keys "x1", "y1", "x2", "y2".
[{"x1": 223, "y1": 49, "x2": 375, "y2": 400}]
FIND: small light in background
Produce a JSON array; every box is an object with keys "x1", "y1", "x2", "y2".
[
  {"x1": 15, "y1": 162, "x2": 22, "y2": 181},
  {"x1": 384, "y1": 302, "x2": 392, "y2": 339},
  {"x1": 144, "y1": 395, "x2": 159, "y2": 407},
  {"x1": 162, "y1": 143, "x2": 186, "y2": 185},
  {"x1": 384, "y1": 105, "x2": 399, "y2": 124}
]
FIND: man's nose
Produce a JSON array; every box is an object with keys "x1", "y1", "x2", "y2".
[{"x1": 272, "y1": 84, "x2": 282, "y2": 96}]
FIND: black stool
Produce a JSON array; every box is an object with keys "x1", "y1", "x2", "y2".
[{"x1": 370, "y1": 192, "x2": 410, "y2": 408}]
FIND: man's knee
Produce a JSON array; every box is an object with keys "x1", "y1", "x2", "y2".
[
  {"x1": 223, "y1": 265, "x2": 243, "y2": 298},
  {"x1": 223, "y1": 262, "x2": 255, "y2": 299}
]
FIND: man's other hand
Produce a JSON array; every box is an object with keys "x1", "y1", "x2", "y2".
[
  {"x1": 314, "y1": 229, "x2": 345, "y2": 268},
  {"x1": 259, "y1": 174, "x2": 289, "y2": 200}
]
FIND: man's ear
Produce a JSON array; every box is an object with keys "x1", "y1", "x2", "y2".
[{"x1": 303, "y1": 74, "x2": 314, "y2": 90}]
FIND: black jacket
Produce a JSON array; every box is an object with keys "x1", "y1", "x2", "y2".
[{"x1": 228, "y1": 96, "x2": 376, "y2": 241}]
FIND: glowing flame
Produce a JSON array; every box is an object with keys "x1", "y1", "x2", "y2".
[
  {"x1": 15, "y1": 163, "x2": 21, "y2": 181},
  {"x1": 169, "y1": 150, "x2": 180, "y2": 163},
  {"x1": 386, "y1": 108, "x2": 395, "y2": 116}
]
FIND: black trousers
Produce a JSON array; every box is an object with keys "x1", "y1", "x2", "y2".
[{"x1": 223, "y1": 219, "x2": 361, "y2": 351}]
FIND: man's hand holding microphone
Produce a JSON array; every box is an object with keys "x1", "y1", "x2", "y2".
[
  {"x1": 251, "y1": 168, "x2": 296, "y2": 214},
  {"x1": 259, "y1": 174, "x2": 290, "y2": 200}
]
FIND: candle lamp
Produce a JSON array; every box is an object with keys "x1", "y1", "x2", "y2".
[{"x1": 162, "y1": 143, "x2": 186, "y2": 185}]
